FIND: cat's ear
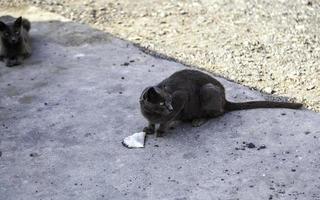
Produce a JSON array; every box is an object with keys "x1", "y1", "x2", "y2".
[
  {"x1": 14, "y1": 16, "x2": 23, "y2": 28},
  {"x1": 140, "y1": 86, "x2": 152, "y2": 101},
  {"x1": 147, "y1": 86, "x2": 161, "y2": 100},
  {"x1": 150, "y1": 86, "x2": 162, "y2": 95},
  {"x1": 0, "y1": 21, "x2": 6, "y2": 31},
  {"x1": 152, "y1": 86, "x2": 162, "y2": 94}
]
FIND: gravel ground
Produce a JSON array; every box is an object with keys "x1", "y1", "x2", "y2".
[{"x1": 1, "y1": 0, "x2": 320, "y2": 111}]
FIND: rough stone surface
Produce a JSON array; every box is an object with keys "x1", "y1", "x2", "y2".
[{"x1": 1, "y1": 7, "x2": 320, "y2": 200}]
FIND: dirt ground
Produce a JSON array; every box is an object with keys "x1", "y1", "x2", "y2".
[{"x1": 1, "y1": 0, "x2": 320, "y2": 111}]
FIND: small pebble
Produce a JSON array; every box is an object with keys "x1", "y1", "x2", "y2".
[
  {"x1": 30, "y1": 153, "x2": 39, "y2": 157},
  {"x1": 257, "y1": 145, "x2": 266, "y2": 150},
  {"x1": 246, "y1": 143, "x2": 256, "y2": 148}
]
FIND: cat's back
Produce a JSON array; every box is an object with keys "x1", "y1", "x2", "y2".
[
  {"x1": 161, "y1": 69, "x2": 224, "y2": 89},
  {"x1": 0, "y1": 15, "x2": 16, "y2": 25}
]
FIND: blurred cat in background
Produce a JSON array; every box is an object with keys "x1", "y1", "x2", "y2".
[{"x1": 0, "y1": 15, "x2": 31, "y2": 67}]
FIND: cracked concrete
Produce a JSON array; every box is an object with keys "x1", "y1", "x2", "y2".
[{"x1": 0, "y1": 7, "x2": 320, "y2": 200}]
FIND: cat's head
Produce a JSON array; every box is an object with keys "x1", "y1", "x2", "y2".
[
  {"x1": 140, "y1": 86, "x2": 174, "y2": 119},
  {"x1": 0, "y1": 17, "x2": 23, "y2": 44}
]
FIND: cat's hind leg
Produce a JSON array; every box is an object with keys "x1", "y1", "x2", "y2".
[
  {"x1": 22, "y1": 42, "x2": 32, "y2": 58},
  {"x1": 169, "y1": 120, "x2": 180, "y2": 129},
  {"x1": 23, "y1": 51, "x2": 31, "y2": 59},
  {"x1": 192, "y1": 118, "x2": 207, "y2": 127},
  {"x1": 199, "y1": 83, "x2": 225, "y2": 118}
]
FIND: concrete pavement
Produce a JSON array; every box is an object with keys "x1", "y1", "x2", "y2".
[{"x1": 0, "y1": 7, "x2": 320, "y2": 200}]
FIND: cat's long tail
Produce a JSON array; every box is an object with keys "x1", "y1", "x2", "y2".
[
  {"x1": 22, "y1": 18, "x2": 31, "y2": 32},
  {"x1": 225, "y1": 100, "x2": 302, "y2": 111}
]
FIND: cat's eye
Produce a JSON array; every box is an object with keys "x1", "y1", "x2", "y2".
[
  {"x1": 15, "y1": 31, "x2": 20, "y2": 35},
  {"x1": 159, "y1": 102, "x2": 164, "y2": 106},
  {"x1": 4, "y1": 32, "x2": 9, "y2": 37}
]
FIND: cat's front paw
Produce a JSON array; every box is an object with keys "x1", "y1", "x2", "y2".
[
  {"x1": 155, "y1": 129, "x2": 164, "y2": 137},
  {"x1": 5, "y1": 58, "x2": 21, "y2": 67},
  {"x1": 143, "y1": 126, "x2": 155, "y2": 135},
  {"x1": 5, "y1": 61, "x2": 15, "y2": 67}
]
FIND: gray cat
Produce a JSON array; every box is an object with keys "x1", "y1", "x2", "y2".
[
  {"x1": 0, "y1": 15, "x2": 31, "y2": 67},
  {"x1": 140, "y1": 69, "x2": 302, "y2": 137}
]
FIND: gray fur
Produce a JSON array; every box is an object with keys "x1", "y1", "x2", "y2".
[
  {"x1": 0, "y1": 15, "x2": 31, "y2": 67},
  {"x1": 140, "y1": 69, "x2": 302, "y2": 137}
]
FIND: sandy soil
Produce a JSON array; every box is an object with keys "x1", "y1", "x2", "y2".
[{"x1": 1, "y1": 0, "x2": 319, "y2": 111}]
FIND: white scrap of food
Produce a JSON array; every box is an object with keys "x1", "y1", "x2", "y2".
[
  {"x1": 73, "y1": 53, "x2": 85, "y2": 58},
  {"x1": 122, "y1": 132, "x2": 146, "y2": 148}
]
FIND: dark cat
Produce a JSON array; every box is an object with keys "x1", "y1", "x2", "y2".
[
  {"x1": 140, "y1": 69, "x2": 302, "y2": 137},
  {"x1": 0, "y1": 15, "x2": 31, "y2": 67}
]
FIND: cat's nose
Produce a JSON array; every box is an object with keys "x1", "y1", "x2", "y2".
[{"x1": 11, "y1": 37, "x2": 17, "y2": 43}]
